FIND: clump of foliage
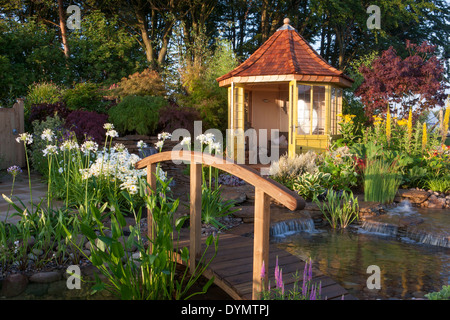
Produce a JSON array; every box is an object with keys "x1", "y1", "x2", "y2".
[
  {"x1": 25, "y1": 82, "x2": 63, "y2": 127},
  {"x1": 108, "y1": 95, "x2": 168, "y2": 136},
  {"x1": 176, "y1": 38, "x2": 237, "y2": 132},
  {"x1": 113, "y1": 68, "x2": 166, "y2": 98},
  {"x1": 199, "y1": 186, "x2": 239, "y2": 229},
  {"x1": 30, "y1": 115, "x2": 66, "y2": 175},
  {"x1": 269, "y1": 151, "x2": 319, "y2": 190},
  {"x1": 425, "y1": 285, "x2": 450, "y2": 300},
  {"x1": 319, "y1": 146, "x2": 359, "y2": 192},
  {"x1": 157, "y1": 101, "x2": 201, "y2": 135},
  {"x1": 25, "y1": 82, "x2": 62, "y2": 107},
  {"x1": 64, "y1": 110, "x2": 109, "y2": 143},
  {"x1": 67, "y1": 10, "x2": 145, "y2": 85},
  {"x1": 29, "y1": 102, "x2": 71, "y2": 124},
  {"x1": 315, "y1": 189, "x2": 359, "y2": 229},
  {"x1": 293, "y1": 172, "x2": 332, "y2": 200},
  {"x1": 62, "y1": 82, "x2": 106, "y2": 112}
]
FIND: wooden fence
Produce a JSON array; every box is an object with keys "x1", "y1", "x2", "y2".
[{"x1": 0, "y1": 100, "x2": 25, "y2": 169}]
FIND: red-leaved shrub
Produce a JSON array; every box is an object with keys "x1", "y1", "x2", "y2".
[
  {"x1": 157, "y1": 101, "x2": 201, "y2": 135},
  {"x1": 64, "y1": 110, "x2": 109, "y2": 143}
]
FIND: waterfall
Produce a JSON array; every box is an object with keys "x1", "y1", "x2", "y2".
[
  {"x1": 270, "y1": 218, "x2": 316, "y2": 237},
  {"x1": 404, "y1": 228, "x2": 450, "y2": 249},
  {"x1": 360, "y1": 220, "x2": 399, "y2": 237}
]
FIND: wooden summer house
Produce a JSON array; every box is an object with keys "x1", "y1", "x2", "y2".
[{"x1": 216, "y1": 19, "x2": 353, "y2": 159}]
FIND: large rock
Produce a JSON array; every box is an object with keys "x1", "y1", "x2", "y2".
[
  {"x1": 232, "y1": 206, "x2": 254, "y2": 223},
  {"x1": 398, "y1": 216, "x2": 424, "y2": 228},
  {"x1": 1, "y1": 273, "x2": 28, "y2": 297},
  {"x1": 220, "y1": 187, "x2": 247, "y2": 204},
  {"x1": 358, "y1": 202, "x2": 385, "y2": 220},
  {"x1": 421, "y1": 195, "x2": 446, "y2": 209},
  {"x1": 396, "y1": 189, "x2": 430, "y2": 204},
  {"x1": 29, "y1": 271, "x2": 61, "y2": 283}
]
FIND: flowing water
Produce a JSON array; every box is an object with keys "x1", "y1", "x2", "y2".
[{"x1": 272, "y1": 202, "x2": 450, "y2": 300}]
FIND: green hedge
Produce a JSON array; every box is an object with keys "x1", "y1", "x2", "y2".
[{"x1": 108, "y1": 95, "x2": 167, "y2": 136}]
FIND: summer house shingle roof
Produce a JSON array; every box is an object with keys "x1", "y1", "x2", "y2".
[{"x1": 216, "y1": 21, "x2": 353, "y2": 87}]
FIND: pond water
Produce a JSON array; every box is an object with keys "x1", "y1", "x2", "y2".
[{"x1": 271, "y1": 203, "x2": 450, "y2": 300}]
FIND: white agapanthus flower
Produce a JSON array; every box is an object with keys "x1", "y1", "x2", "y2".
[
  {"x1": 80, "y1": 141, "x2": 99, "y2": 154},
  {"x1": 196, "y1": 133, "x2": 215, "y2": 145},
  {"x1": 103, "y1": 123, "x2": 115, "y2": 130},
  {"x1": 196, "y1": 134, "x2": 207, "y2": 145},
  {"x1": 42, "y1": 145, "x2": 58, "y2": 156},
  {"x1": 137, "y1": 140, "x2": 147, "y2": 148},
  {"x1": 181, "y1": 137, "x2": 191, "y2": 147},
  {"x1": 210, "y1": 142, "x2": 221, "y2": 153},
  {"x1": 16, "y1": 132, "x2": 33, "y2": 145},
  {"x1": 106, "y1": 130, "x2": 119, "y2": 138},
  {"x1": 158, "y1": 132, "x2": 172, "y2": 141},
  {"x1": 205, "y1": 133, "x2": 215, "y2": 144},
  {"x1": 60, "y1": 140, "x2": 79, "y2": 151},
  {"x1": 155, "y1": 141, "x2": 164, "y2": 149},
  {"x1": 41, "y1": 129, "x2": 55, "y2": 142},
  {"x1": 113, "y1": 143, "x2": 126, "y2": 152}
]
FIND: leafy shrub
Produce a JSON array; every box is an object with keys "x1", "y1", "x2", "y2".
[
  {"x1": 25, "y1": 82, "x2": 62, "y2": 108},
  {"x1": 30, "y1": 115, "x2": 66, "y2": 175},
  {"x1": 401, "y1": 165, "x2": 429, "y2": 189},
  {"x1": 364, "y1": 158, "x2": 402, "y2": 204},
  {"x1": 108, "y1": 95, "x2": 167, "y2": 136},
  {"x1": 425, "y1": 176, "x2": 450, "y2": 193},
  {"x1": 25, "y1": 82, "x2": 63, "y2": 128},
  {"x1": 64, "y1": 110, "x2": 109, "y2": 143},
  {"x1": 293, "y1": 172, "x2": 332, "y2": 200},
  {"x1": 199, "y1": 186, "x2": 239, "y2": 229},
  {"x1": 319, "y1": 146, "x2": 359, "y2": 191},
  {"x1": 315, "y1": 189, "x2": 359, "y2": 229},
  {"x1": 269, "y1": 152, "x2": 319, "y2": 190},
  {"x1": 62, "y1": 82, "x2": 105, "y2": 112},
  {"x1": 176, "y1": 39, "x2": 237, "y2": 131},
  {"x1": 29, "y1": 102, "x2": 71, "y2": 124},
  {"x1": 113, "y1": 68, "x2": 166, "y2": 98},
  {"x1": 425, "y1": 285, "x2": 450, "y2": 300},
  {"x1": 157, "y1": 101, "x2": 201, "y2": 135}
]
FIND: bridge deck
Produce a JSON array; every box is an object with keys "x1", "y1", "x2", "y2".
[{"x1": 175, "y1": 231, "x2": 357, "y2": 300}]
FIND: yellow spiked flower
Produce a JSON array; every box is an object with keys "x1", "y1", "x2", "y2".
[
  {"x1": 386, "y1": 109, "x2": 391, "y2": 142},
  {"x1": 407, "y1": 110, "x2": 413, "y2": 141},
  {"x1": 443, "y1": 103, "x2": 450, "y2": 142},
  {"x1": 422, "y1": 122, "x2": 427, "y2": 150}
]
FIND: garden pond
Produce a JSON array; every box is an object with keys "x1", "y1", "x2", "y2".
[{"x1": 270, "y1": 201, "x2": 450, "y2": 300}]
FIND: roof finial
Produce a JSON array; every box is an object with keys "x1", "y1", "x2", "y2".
[{"x1": 277, "y1": 18, "x2": 294, "y2": 31}]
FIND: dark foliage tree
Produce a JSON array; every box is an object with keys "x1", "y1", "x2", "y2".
[{"x1": 355, "y1": 40, "x2": 449, "y2": 119}]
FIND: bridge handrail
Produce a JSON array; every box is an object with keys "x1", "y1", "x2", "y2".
[
  {"x1": 135, "y1": 151, "x2": 304, "y2": 211},
  {"x1": 135, "y1": 150, "x2": 305, "y2": 299}
]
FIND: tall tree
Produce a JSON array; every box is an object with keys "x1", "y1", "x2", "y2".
[{"x1": 58, "y1": 0, "x2": 70, "y2": 58}]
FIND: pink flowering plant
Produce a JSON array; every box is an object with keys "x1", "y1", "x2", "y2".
[{"x1": 259, "y1": 257, "x2": 322, "y2": 300}]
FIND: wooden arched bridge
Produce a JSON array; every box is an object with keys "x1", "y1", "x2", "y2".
[{"x1": 135, "y1": 150, "x2": 355, "y2": 300}]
